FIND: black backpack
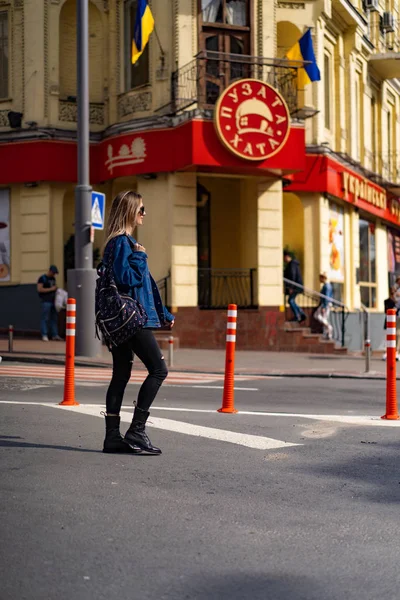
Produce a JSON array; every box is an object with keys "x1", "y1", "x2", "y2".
[{"x1": 95, "y1": 236, "x2": 148, "y2": 350}]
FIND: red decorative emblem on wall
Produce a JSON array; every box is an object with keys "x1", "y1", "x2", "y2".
[{"x1": 214, "y1": 79, "x2": 291, "y2": 161}]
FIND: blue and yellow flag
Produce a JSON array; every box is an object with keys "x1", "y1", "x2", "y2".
[
  {"x1": 286, "y1": 29, "x2": 320, "y2": 88},
  {"x1": 132, "y1": 0, "x2": 154, "y2": 65}
]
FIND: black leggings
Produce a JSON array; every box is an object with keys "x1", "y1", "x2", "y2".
[{"x1": 106, "y1": 329, "x2": 168, "y2": 415}]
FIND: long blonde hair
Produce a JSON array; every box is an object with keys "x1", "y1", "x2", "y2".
[{"x1": 103, "y1": 190, "x2": 142, "y2": 250}]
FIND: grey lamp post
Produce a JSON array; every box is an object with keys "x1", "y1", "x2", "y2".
[{"x1": 68, "y1": 0, "x2": 101, "y2": 357}]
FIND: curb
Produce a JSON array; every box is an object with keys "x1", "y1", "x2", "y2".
[{"x1": 0, "y1": 352, "x2": 389, "y2": 380}]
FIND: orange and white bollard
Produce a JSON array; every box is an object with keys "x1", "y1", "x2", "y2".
[
  {"x1": 168, "y1": 335, "x2": 174, "y2": 367},
  {"x1": 59, "y1": 298, "x2": 79, "y2": 406},
  {"x1": 218, "y1": 304, "x2": 238, "y2": 414},
  {"x1": 8, "y1": 324, "x2": 14, "y2": 353},
  {"x1": 382, "y1": 308, "x2": 398, "y2": 420}
]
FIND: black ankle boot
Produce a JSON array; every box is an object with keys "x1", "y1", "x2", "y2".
[
  {"x1": 103, "y1": 415, "x2": 142, "y2": 454},
  {"x1": 125, "y1": 407, "x2": 162, "y2": 455}
]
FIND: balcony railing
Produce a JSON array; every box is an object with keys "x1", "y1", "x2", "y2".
[
  {"x1": 198, "y1": 268, "x2": 257, "y2": 309},
  {"x1": 160, "y1": 51, "x2": 311, "y2": 119}
]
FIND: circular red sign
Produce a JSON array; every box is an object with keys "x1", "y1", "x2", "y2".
[{"x1": 214, "y1": 79, "x2": 291, "y2": 162}]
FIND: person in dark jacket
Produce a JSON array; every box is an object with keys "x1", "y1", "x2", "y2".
[
  {"x1": 383, "y1": 287, "x2": 399, "y2": 361},
  {"x1": 283, "y1": 250, "x2": 306, "y2": 323},
  {"x1": 102, "y1": 190, "x2": 174, "y2": 455},
  {"x1": 37, "y1": 265, "x2": 63, "y2": 341}
]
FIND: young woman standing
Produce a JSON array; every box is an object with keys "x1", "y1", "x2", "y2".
[{"x1": 102, "y1": 190, "x2": 174, "y2": 455}]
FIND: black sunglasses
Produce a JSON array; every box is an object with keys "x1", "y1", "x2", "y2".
[{"x1": 139, "y1": 206, "x2": 146, "y2": 215}]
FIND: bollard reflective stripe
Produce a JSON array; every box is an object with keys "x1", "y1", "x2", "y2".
[
  {"x1": 218, "y1": 303, "x2": 238, "y2": 414},
  {"x1": 382, "y1": 308, "x2": 399, "y2": 420},
  {"x1": 60, "y1": 298, "x2": 79, "y2": 406}
]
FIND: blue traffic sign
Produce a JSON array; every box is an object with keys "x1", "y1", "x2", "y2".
[{"x1": 91, "y1": 192, "x2": 105, "y2": 230}]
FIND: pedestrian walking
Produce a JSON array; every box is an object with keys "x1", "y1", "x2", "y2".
[
  {"x1": 314, "y1": 272, "x2": 333, "y2": 340},
  {"x1": 283, "y1": 250, "x2": 306, "y2": 323},
  {"x1": 382, "y1": 287, "x2": 400, "y2": 361},
  {"x1": 37, "y1": 265, "x2": 63, "y2": 341},
  {"x1": 100, "y1": 190, "x2": 174, "y2": 455}
]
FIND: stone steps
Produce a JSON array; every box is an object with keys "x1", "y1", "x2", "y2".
[{"x1": 277, "y1": 322, "x2": 348, "y2": 354}]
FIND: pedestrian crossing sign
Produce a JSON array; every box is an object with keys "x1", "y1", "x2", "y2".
[{"x1": 91, "y1": 192, "x2": 105, "y2": 230}]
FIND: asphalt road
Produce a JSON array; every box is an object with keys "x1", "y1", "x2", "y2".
[{"x1": 1, "y1": 368, "x2": 400, "y2": 600}]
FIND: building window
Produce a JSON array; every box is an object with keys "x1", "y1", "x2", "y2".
[
  {"x1": 387, "y1": 109, "x2": 392, "y2": 179},
  {"x1": 198, "y1": 0, "x2": 251, "y2": 105},
  {"x1": 201, "y1": 0, "x2": 248, "y2": 26},
  {"x1": 324, "y1": 54, "x2": 331, "y2": 130},
  {"x1": 125, "y1": 0, "x2": 150, "y2": 90},
  {"x1": 359, "y1": 218, "x2": 376, "y2": 308},
  {"x1": 354, "y1": 78, "x2": 360, "y2": 160},
  {"x1": 371, "y1": 96, "x2": 377, "y2": 172},
  {"x1": 0, "y1": 12, "x2": 8, "y2": 99}
]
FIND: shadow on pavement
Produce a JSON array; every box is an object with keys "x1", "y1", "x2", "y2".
[
  {"x1": 0, "y1": 437, "x2": 101, "y2": 454},
  {"x1": 180, "y1": 573, "x2": 332, "y2": 600},
  {"x1": 300, "y1": 441, "x2": 400, "y2": 504}
]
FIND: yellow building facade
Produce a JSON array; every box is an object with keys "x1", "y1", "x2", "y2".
[
  {"x1": 0, "y1": 0, "x2": 399, "y2": 350},
  {"x1": 278, "y1": 0, "x2": 400, "y2": 314}
]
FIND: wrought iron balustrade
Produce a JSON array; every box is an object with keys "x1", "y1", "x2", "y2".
[
  {"x1": 198, "y1": 268, "x2": 257, "y2": 309},
  {"x1": 167, "y1": 51, "x2": 306, "y2": 118},
  {"x1": 156, "y1": 272, "x2": 171, "y2": 310}
]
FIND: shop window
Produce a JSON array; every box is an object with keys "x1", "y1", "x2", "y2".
[
  {"x1": 328, "y1": 202, "x2": 345, "y2": 283},
  {"x1": 359, "y1": 218, "x2": 376, "y2": 308},
  {"x1": 125, "y1": 0, "x2": 150, "y2": 90},
  {"x1": 324, "y1": 54, "x2": 331, "y2": 130},
  {"x1": 331, "y1": 283, "x2": 344, "y2": 303},
  {"x1": 387, "y1": 228, "x2": 400, "y2": 288},
  {"x1": 0, "y1": 12, "x2": 8, "y2": 99}
]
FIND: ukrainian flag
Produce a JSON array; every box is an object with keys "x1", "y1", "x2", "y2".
[
  {"x1": 286, "y1": 29, "x2": 320, "y2": 88},
  {"x1": 132, "y1": 0, "x2": 155, "y2": 65}
]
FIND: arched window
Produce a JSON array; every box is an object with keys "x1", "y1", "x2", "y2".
[{"x1": 59, "y1": 0, "x2": 104, "y2": 103}]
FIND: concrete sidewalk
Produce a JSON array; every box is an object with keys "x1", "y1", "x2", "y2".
[{"x1": 0, "y1": 336, "x2": 393, "y2": 379}]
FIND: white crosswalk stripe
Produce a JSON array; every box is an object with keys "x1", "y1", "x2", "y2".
[{"x1": 0, "y1": 401, "x2": 301, "y2": 450}]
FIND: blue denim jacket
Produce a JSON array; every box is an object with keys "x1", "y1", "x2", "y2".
[
  {"x1": 103, "y1": 234, "x2": 174, "y2": 329},
  {"x1": 320, "y1": 282, "x2": 333, "y2": 308}
]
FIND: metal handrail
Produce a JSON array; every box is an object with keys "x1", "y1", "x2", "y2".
[
  {"x1": 283, "y1": 278, "x2": 347, "y2": 309},
  {"x1": 284, "y1": 277, "x2": 349, "y2": 348},
  {"x1": 284, "y1": 277, "x2": 370, "y2": 368}
]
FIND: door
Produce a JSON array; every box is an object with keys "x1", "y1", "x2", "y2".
[{"x1": 197, "y1": 183, "x2": 212, "y2": 307}]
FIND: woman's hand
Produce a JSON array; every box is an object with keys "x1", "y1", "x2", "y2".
[
  {"x1": 168, "y1": 320, "x2": 175, "y2": 330},
  {"x1": 134, "y1": 243, "x2": 146, "y2": 252}
]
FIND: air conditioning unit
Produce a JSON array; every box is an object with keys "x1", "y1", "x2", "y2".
[
  {"x1": 381, "y1": 12, "x2": 395, "y2": 33},
  {"x1": 364, "y1": 0, "x2": 379, "y2": 12}
]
